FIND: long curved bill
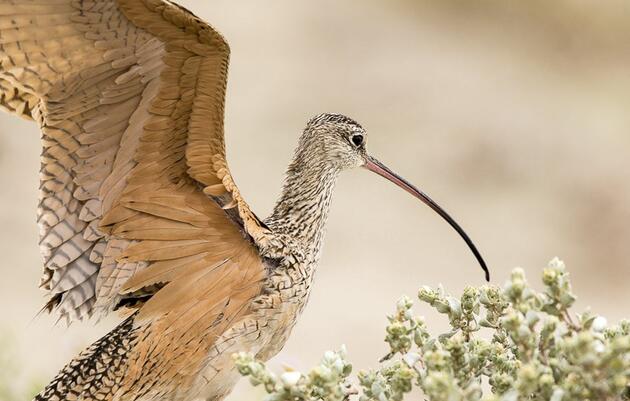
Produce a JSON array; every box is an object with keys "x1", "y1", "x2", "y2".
[{"x1": 364, "y1": 155, "x2": 490, "y2": 281}]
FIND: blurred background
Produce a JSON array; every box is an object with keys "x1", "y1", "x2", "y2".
[{"x1": 0, "y1": 0, "x2": 629, "y2": 399}]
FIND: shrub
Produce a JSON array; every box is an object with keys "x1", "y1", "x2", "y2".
[{"x1": 235, "y1": 258, "x2": 630, "y2": 401}]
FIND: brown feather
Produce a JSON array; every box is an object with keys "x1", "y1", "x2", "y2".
[{"x1": 0, "y1": 0, "x2": 267, "y2": 323}]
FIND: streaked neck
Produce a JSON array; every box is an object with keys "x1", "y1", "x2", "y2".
[{"x1": 265, "y1": 156, "x2": 340, "y2": 263}]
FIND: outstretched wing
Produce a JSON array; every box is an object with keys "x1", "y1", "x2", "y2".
[{"x1": 0, "y1": 0, "x2": 268, "y2": 323}]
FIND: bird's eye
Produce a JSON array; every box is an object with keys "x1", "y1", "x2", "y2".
[{"x1": 351, "y1": 134, "x2": 364, "y2": 147}]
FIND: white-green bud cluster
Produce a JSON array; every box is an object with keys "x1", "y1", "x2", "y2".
[
  {"x1": 235, "y1": 259, "x2": 630, "y2": 400},
  {"x1": 234, "y1": 345, "x2": 353, "y2": 401}
]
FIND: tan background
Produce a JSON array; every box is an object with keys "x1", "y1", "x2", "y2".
[{"x1": 0, "y1": 1, "x2": 629, "y2": 398}]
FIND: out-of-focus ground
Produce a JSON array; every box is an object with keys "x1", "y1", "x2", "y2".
[{"x1": 0, "y1": 0, "x2": 629, "y2": 398}]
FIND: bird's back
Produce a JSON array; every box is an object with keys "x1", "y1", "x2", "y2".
[{"x1": 34, "y1": 316, "x2": 137, "y2": 401}]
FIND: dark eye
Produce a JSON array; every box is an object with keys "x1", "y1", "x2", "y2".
[{"x1": 351, "y1": 134, "x2": 364, "y2": 147}]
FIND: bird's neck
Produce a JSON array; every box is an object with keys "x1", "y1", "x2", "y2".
[{"x1": 265, "y1": 157, "x2": 340, "y2": 263}]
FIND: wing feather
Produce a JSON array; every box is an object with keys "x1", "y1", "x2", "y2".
[{"x1": 0, "y1": 0, "x2": 268, "y2": 323}]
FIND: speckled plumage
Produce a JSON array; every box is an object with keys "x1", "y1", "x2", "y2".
[
  {"x1": 32, "y1": 113, "x2": 365, "y2": 401},
  {"x1": 1, "y1": 2, "x2": 488, "y2": 400},
  {"x1": 34, "y1": 316, "x2": 137, "y2": 401}
]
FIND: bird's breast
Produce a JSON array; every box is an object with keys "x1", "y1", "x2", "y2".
[
  {"x1": 250, "y1": 252, "x2": 316, "y2": 357},
  {"x1": 188, "y1": 262, "x2": 315, "y2": 401}
]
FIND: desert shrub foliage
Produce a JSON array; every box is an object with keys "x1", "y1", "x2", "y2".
[{"x1": 235, "y1": 258, "x2": 630, "y2": 401}]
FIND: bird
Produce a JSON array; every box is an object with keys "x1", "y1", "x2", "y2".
[{"x1": 0, "y1": 1, "x2": 489, "y2": 401}]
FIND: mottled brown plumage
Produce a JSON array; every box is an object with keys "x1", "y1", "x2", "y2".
[{"x1": 0, "y1": 2, "x2": 489, "y2": 400}]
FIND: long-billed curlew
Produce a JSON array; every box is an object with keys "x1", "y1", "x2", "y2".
[{"x1": 0, "y1": 1, "x2": 489, "y2": 400}]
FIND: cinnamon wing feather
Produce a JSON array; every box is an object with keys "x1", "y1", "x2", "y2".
[{"x1": 0, "y1": 0, "x2": 267, "y2": 323}]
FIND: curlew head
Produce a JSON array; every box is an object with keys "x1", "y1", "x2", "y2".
[{"x1": 302, "y1": 113, "x2": 490, "y2": 281}]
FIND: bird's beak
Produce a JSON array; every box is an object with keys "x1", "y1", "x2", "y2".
[{"x1": 363, "y1": 155, "x2": 490, "y2": 281}]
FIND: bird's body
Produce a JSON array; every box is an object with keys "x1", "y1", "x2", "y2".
[
  {"x1": 0, "y1": 2, "x2": 488, "y2": 401},
  {"x1": 34, "y1": 115, "x2": 341, "y2": 400}
]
